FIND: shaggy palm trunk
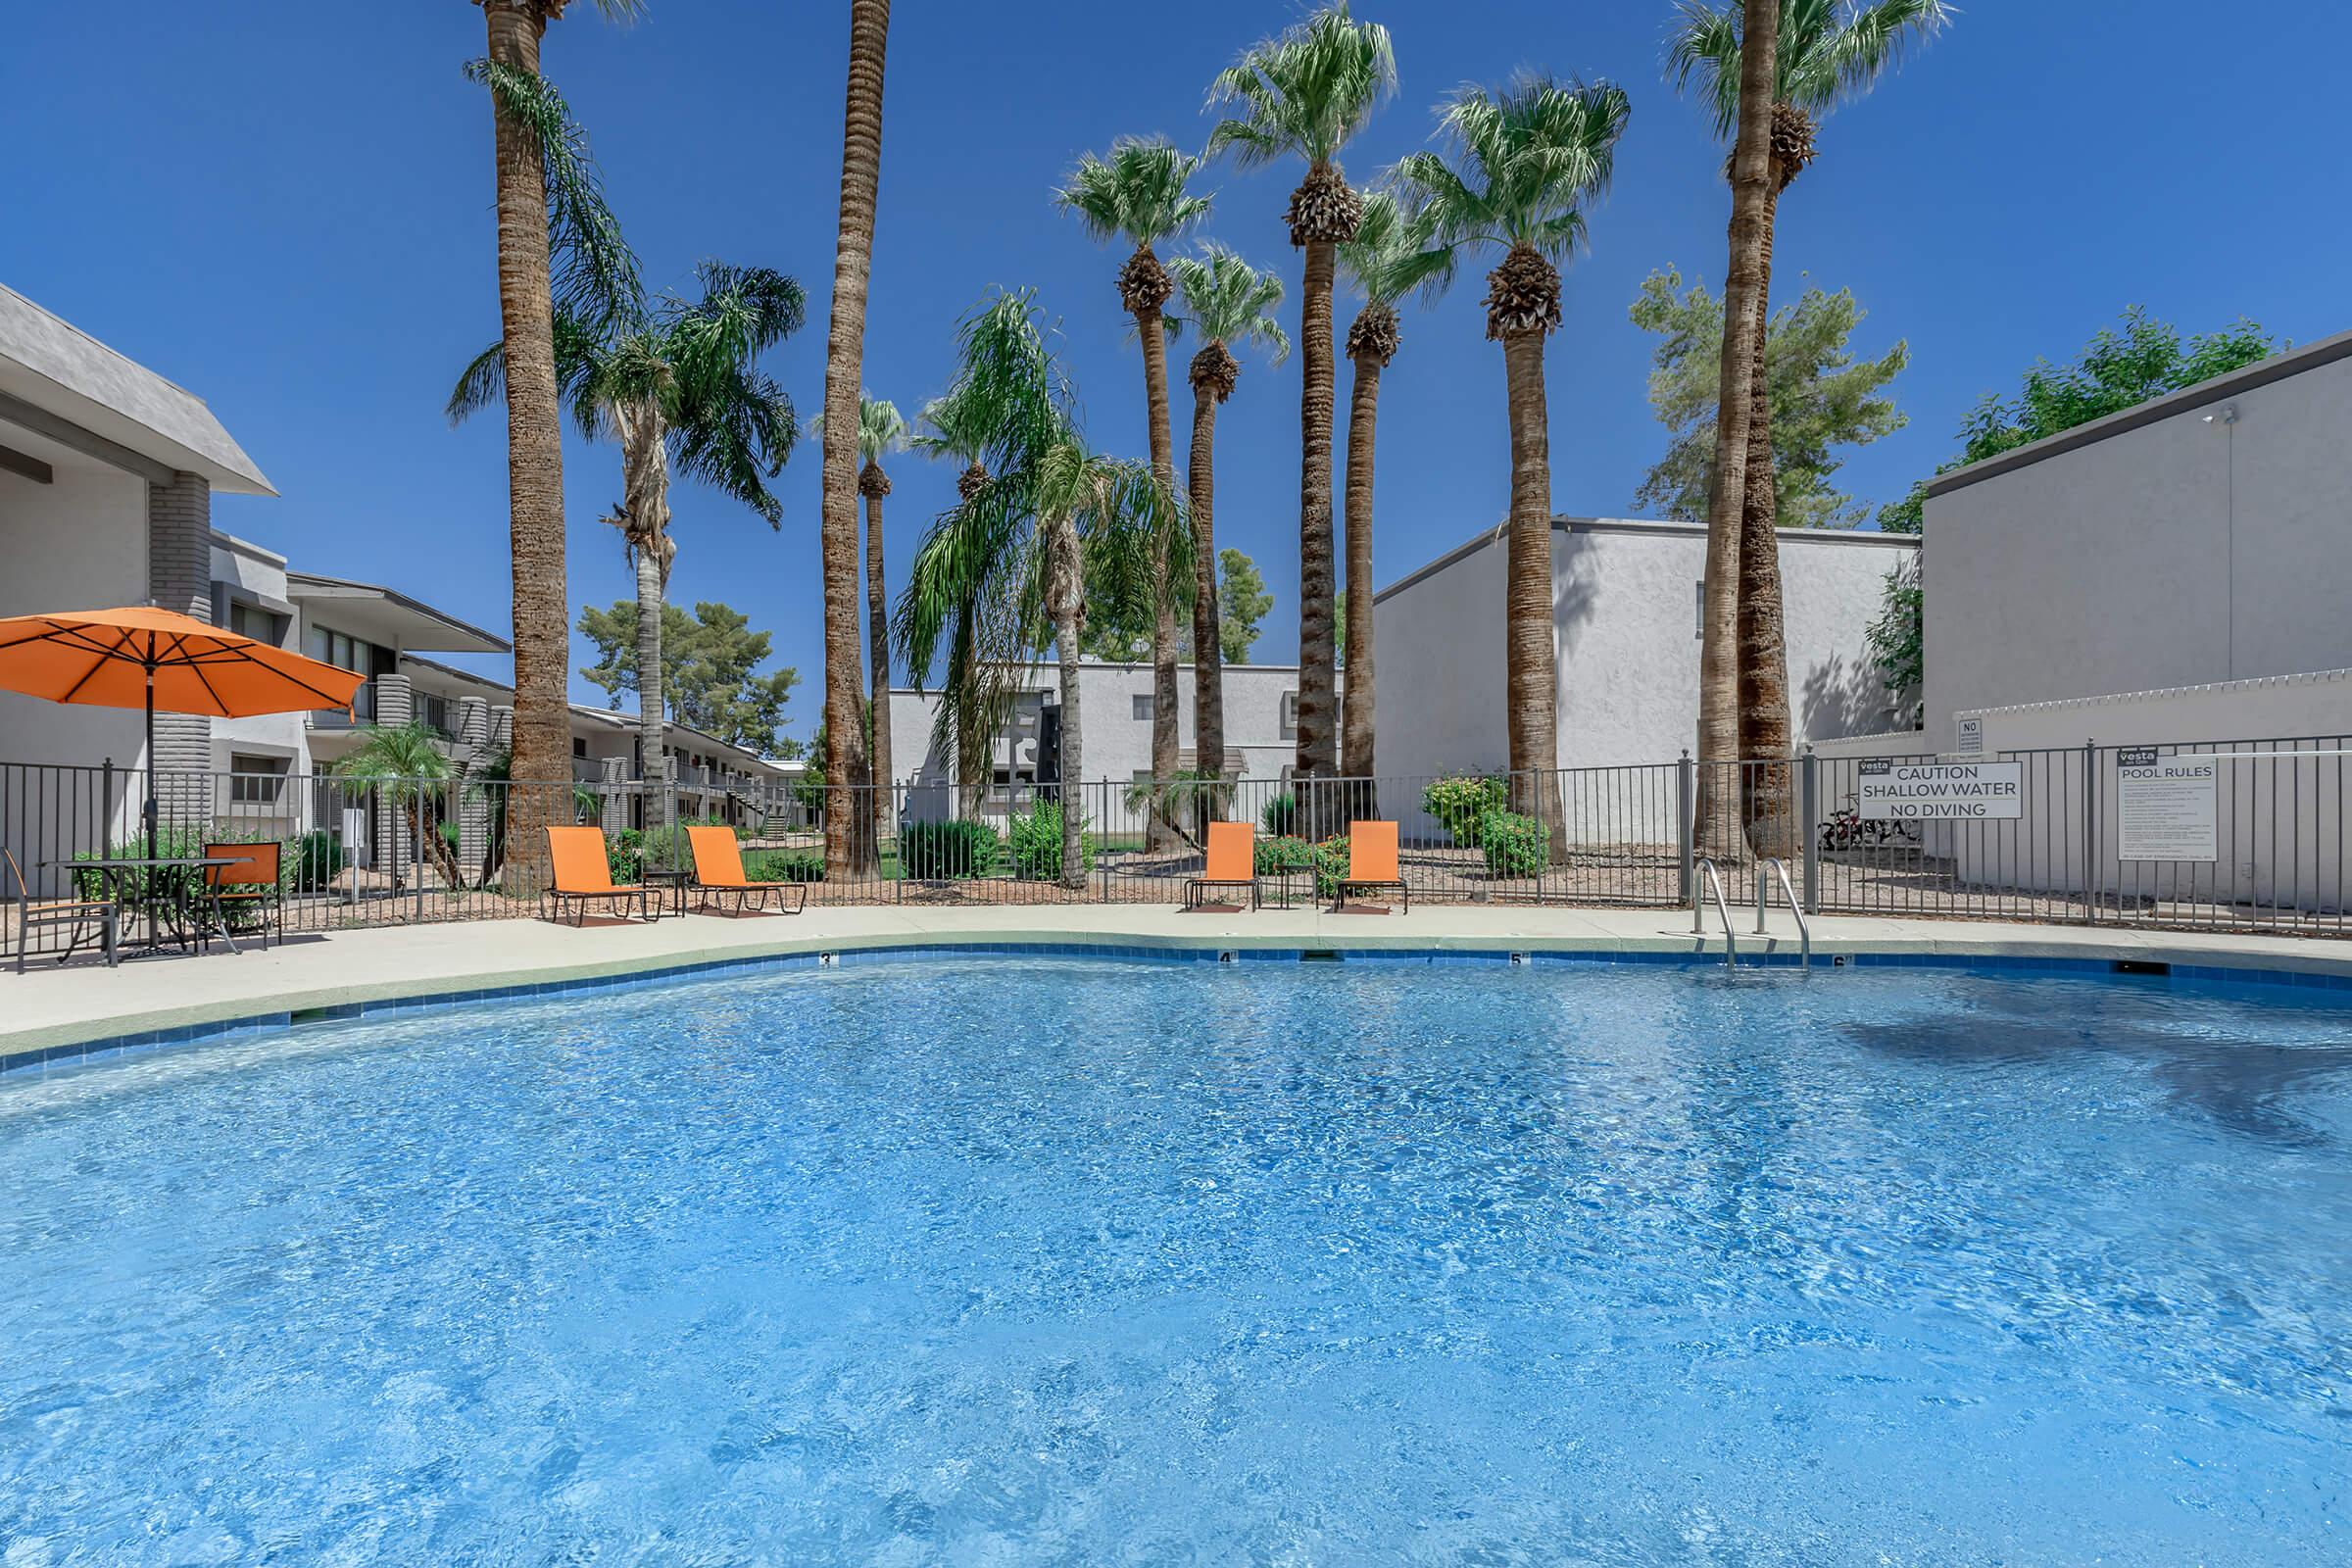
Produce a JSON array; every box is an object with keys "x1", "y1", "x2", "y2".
[
  {"x1": 1291, "y1": 163, "x2": 1346, "y2": 795},
  {"x1": 482, "y1": 0, "x2": 565, "y2": 893},
  {"x1": 1498, "y1": 319, "x2": 1564, "y2": 861},
  {"x1": 615, "y1": 397, "x2": 672, "y2": 828},
  {"x1": 860, "y1": 462, "x2": 894, "y2": 852},
  {"x1": 1187, "y1": 348, "x2": 1229, "y2": 808},
  {"x1": 1341, "y1": 304, "x2": 1392, "y2": 818},
  {"x1": 1694, "y1": 0, "x2": 1780, "y2": 865},
  {"x1": 1738, "y1": 174, "x2": 1796, "y2": 858},
  {"x1": 1131, "y1": 280, "x2": 1181, "y2": 852},
  {"x1": 819, "y1": 0, "x2": 890, "y2": 880},
  {"x1": 1046, "y1": 517, "x2": 1086, "y2": 890}
]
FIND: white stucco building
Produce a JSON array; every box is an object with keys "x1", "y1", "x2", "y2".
[
  {"x1": 1371, "y1": 515, "x2": 1915, "y2": 777},
  {"x1": 1922, "y1": 329, "x2": 2352, "y2": 753}
]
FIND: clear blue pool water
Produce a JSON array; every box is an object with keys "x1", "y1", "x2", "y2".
[{"x1": 2, "y1": 958, "x2": 2349, "y2": 1564}]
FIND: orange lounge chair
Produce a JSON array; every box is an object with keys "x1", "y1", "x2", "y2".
[
  {"x1": 1333, "y1": 820, "x2": 1409, "y2": 913},
  {"x1": 542, "y1": 825, "x2": 653, "y2": 925},
  {"x1": 1182, "y1": 820, "x2": 1260, "y2": 910},
  {"x1": 203, "y1": 840, "x2": 284, "y2": 951},
  {"x1": 685, "y1": 824, "x2": 808, "y2": 916}
]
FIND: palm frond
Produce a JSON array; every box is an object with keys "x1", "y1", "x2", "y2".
[
  {"x1": 858, "y1": 395, "x2": 909, "y2": 465},
  {"x1": 1168, "y1": 243, "x2": 1291, "y2": 364},
  {"x1": 1054, "y1": 135, "x2": 1212, "y2": 248},
  {"x1": 464, "y1": 58, "x2": 644, "y2": 336},
  {"x1": 1394, "y1": 74, "x2": 1631, "y2": 263},
  {"x1": 1668, "y1": 0, "x2": 1951, "y2": 137},
  {"x1": 1338, "y1": 189, "x2": 1456, "y2": 309},
  {"x1": 1204, "y1": 1, "x2": 1396, "y2": 169}
]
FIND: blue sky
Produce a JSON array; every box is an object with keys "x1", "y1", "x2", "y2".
[{"x1": 5, "y1": 2, "x2": 2345, "y2": 749}]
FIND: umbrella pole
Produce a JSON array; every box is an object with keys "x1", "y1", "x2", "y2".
[{"x1": 144, "y1": 665, "x2": 157, "y2": 864}]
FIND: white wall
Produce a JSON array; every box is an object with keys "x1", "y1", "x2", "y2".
[
  {"x1": 209, "y1": 534, "x2": 309, "y2": 774},
  {"x1": 0, "y1": 441, "x2": 147, "y2": 769},
  {"x1": 1922, "y1": 344, "x2": 2352, "y2": 752},
  {"x1": 1375, "y1": 517, "x2": 1912, "y2": 778}
]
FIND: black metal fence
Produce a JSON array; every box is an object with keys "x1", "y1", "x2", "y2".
[{"x1": 4, "y1": 735, "x2": 2344, "y2": 963}]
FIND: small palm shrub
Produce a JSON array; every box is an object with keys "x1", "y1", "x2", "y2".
[
  {"x1": 1423, "y1": 774, "x2": 1508, "y2": 847},
  {"x1": 1476, "y1": 809, "x2": 1547, "y2": 879},
  {"x1": 1261, "y1": 791, "x2": 1298, "y2": 839},
  {"x1": 899, "y1": 818, "x2": 1003, "y2": 880},
  {"x1": 1007, "y1": 800, "x2": 1095, "y2": 880}
]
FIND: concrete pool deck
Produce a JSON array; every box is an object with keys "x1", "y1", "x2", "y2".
[{"x1": 5, "y1": 902, "x2": 2352, "y2": 1069}]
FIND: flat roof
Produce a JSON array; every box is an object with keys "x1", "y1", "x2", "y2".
[
  {"x1": 1923, "y1": 326, "x2": 2352, "y2": 500},
  {"x1": 0, "y1": 283, "x2": 274, "y2": 495},
  {"x1": 1375, "y1": 514, "x2": 1917, "y2": 606},
  {"x1": 287, "y1": 570, "x2": 511, "y2": 656}
]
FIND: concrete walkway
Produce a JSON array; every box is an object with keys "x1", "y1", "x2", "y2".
[{"x1": 5, "y1": 900, "x2": 2350, "y2": 1063}]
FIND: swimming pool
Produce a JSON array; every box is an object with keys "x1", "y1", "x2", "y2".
[{"x1": 2, "y1": 957, "x2": 2346, "y2": 1562}]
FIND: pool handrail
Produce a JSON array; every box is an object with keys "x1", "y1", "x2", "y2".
[
  {"x1": 1754, "y1": 857, "x2": 1811, "y2": 969},
  {"x1": 1693, "y1": 857, "x2": 1737, "y2": 966}
]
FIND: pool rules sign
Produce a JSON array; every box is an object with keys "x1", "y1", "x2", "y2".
[
  {"x1": 2116, "y1": 748, "x2": 2219, "y2": 862},
  {"x1": 1857, "y1": 760, "x2": 2025, "y2": 819}
]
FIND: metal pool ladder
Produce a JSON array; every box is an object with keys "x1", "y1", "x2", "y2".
[
  {"x1": 1692, "y1": 857, "x2": 1737, "y2": 966},
  {"x1": 1754, "y1": 857, "x2": 1811, "y2": 969}
]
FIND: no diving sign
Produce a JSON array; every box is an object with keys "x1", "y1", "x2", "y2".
[{"x1": 1857, "y1": 760, "x2": 2025, "y2": 820}]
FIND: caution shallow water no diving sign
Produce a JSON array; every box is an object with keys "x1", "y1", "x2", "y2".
[{"x1": 1857, "y1": 760, "x2": 2026, "y2": 821}]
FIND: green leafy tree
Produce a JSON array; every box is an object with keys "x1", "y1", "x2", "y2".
[
  {"x1": 1208, "y1": 0, "x2": 1396, "y2": 781},
  {"x1": 1393, "y1": 73, "x2": 1631, "y2": 858},
  {"x1": 578, "y1": 599, "x2": 800, "y2": 755},
  {"x1": 1217, "y1": 549, "x2": 1272, "y2": 665},
  {"x1": 1169, "y1": 243, "x2": 1288, "y2": 775},
  {"x1": 1057, "y1": 135, "x2": 1209, "y2": 846},
  {"x1": 1867, "y1": 308, "x2": 2281, "y2": 717},
  {"x1": 1630, "y1": 267, "x2": 1906, "y2": 527}
]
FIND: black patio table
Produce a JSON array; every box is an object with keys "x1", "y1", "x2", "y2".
[{"x1": 54, "y1": 856, "x2": 252, "y2": 958}]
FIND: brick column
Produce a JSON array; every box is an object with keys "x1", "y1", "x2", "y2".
[
  {"x1": 599, "y1": 757, "x2": 629, "y2": 836},
  {"x1": 147, "y1": 472, "x2": 214, "y2": 843},
  {"x1": 369, "y1": 675, "x2": 416, "y2": 880},
  {"x1": 490, "y1": 706, "x2": 514, "y2": 753}
]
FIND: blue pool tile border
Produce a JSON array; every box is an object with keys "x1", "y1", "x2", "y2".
[{"x1": 7, "y1": 939, "x2": 2351, "y2": 1081}]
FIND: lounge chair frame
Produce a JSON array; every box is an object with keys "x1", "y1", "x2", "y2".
[
  {"x1": 1332, "y1": 821, "x2": 1411, "y2": 913},
  {"x1": 541, "y1": 827, "x2": 654, "y2": 926},
  {"x1": 202, "y1": 841, "x2": 284, "y2": 952},
  {"x1": 1182, "y1": 820, "x2": 1262, "y2": 911},
  {"x1": 683, "y1": 824, "x2": 808, "y2": 917}
]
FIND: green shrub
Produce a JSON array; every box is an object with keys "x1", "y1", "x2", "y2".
[
  {"x1": 1261, "y1": 791, "x2": 1298, "y2": 839},
  {"x1": 1423, "y1": 774, "x2": 1509, "y2": 847},
  {"x1": 1312, "y1": 835, "x2": 1352, "y2": 898},
  {"x1": 1476, "y1": 809, "x2": 1548, "y2": 879},
  {"x1": 745, "y1": 849, "x2": 823, "y2": 883},
  {"x1": 293, "y1": 829, "x2": 345, "y2": 889},
  {"x1": 899, "y1": 818, "x2": 1002, "y2": 880},
  {"x1": 1253, "y1": 834, "x2": 1317, "y2": 877},
  {"x1": 1007, "y1": 800, "x2": 1095, "y2": 880}
]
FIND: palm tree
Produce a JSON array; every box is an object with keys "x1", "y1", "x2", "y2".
[
  {"x1": 1671, "y1": 0, "x2": 1950, "y2": 853},
  {"x1": 1689, "y1": 0, "x2": 1784, "y2": 863},
  {"x1": 1055, "y1": 136, "x2": 1210, "y2": 850},
  {"x1": 910, "y1": 389, "x2": 999, "y2": 813},
  {"x1": 1335, "y1": 191, "x2": 1451, "y2": 793},
  {"x1": 819, "y1": 0, "x2": 894, "y2": 880},
  {"x1": 897, "y1": 291, "x2": 1183, "y2": 887},
  {"x1": 1207, "y1": 1, "x2": 1396, "y2": 785},
  {"x1": 467, "y1": 0, "x2": 642, "y2": 890},
  {"x1": 332, "y1": 723, "x2": 465, "y2": 892},
  {"x1": 1167, "y1": 244, "x2": 1287, "y2": 787},
  {"x1": 1393, "y1": 74, "x2": 1631, "y2": 858},
  {"x1": 858, "y1": 394, "x2": 907, "y2": 840},
  {"x1": 450, "y1": 264, "x2": 805, "y2": 827}
]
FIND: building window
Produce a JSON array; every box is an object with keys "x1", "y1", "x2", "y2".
[
  {"x1": 306, "y1": 625, "x2": 377, "y2": 674},
  {"x1": 228, "y1": 753, "x2": 288, "y2": 806},
  {"x1": 1279, "y1": 690, "x2": 1298, "y2": 739},
  {"x1": 573, "y1": 737, "x2": 587, "y2": 759},
  {"x1": 417, "y1": 692, "x2": 455, "y2": 739},
  {"x1": 1131, "y1": 693, "x2": 1153, "y2": 721},
  {"x1": 227, "y1": 601, "x2": 283, "y2": 646}
]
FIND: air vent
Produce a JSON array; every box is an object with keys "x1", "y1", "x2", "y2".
[{"x1": 1298, "y1": 950, "x2": 1343, "y2": 963}]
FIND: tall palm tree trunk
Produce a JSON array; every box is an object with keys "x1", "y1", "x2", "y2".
[
  {"x1": 1046, "y1": 518, "x2": 1087, "y2": 890},
  {"x1": 1694, "y1": 0, "x2": 1780, "y2": 864},
  {"x1": 614, "y1": 397, "x2": 671, "y2": 827},
  {"x1": 860, "y1": 464, "x2": 895, "y2": 851},
  {"x1": 1293, "y1": 167, "x2": 1343, "y2": 792},
  {"x1": 1341, "y1": 304, "x2": 1392, "y2": 813},
  {"x1": 1133, "y1": 298, "x2": 1181, "y2": 851},
  {"x1": 1499, "y1": 322, "x2": 1564, "y2": 860},
  {"x1": 1737, "y1": 176, "x2": 1796, "y2": 857},
  {"x1": 483, "y1": 0, "x2": 565, "y2": 893},
  {"x1": 818, "y1": 0, "x2": 891, "y2": 879},
  {"x1": 1186, "y1": 363, "x2": 1226, "y2": 795}
]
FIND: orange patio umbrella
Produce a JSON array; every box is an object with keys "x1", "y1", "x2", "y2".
[{"x1": 0, "y1": 606, "x2": 368, "y2": 860}]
